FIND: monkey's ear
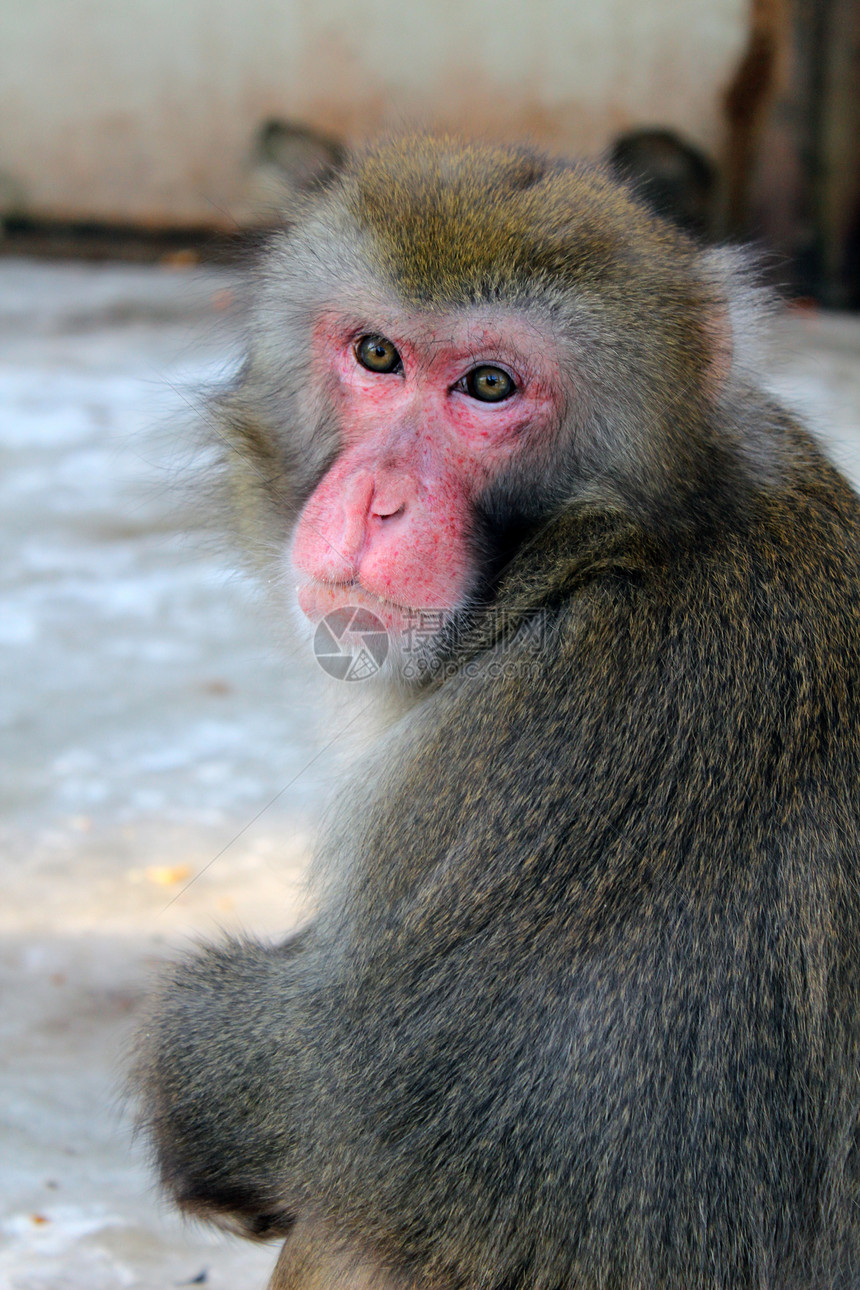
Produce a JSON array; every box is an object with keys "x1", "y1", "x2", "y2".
[
  {"x1": 703, "y1": 299, "x2": 734, "y2": 390},
  {"x1": 700, "y1": 245, "x2": 772, "y2": 391}
]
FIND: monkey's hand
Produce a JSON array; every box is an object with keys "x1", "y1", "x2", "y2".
[{"x1": 132, "y1": 932, "x2": 313, "y2": 1240}]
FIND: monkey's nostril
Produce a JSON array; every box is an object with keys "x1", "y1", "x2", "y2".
[{"x1": 372, "y1": 502, "x2": 406, "y2": 521}]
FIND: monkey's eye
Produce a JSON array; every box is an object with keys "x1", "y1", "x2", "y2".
[
  {"x1": 464, "y1": 365, "x2": 516, "y2": 403},
  {"x1": 355, "y1": 334, "x2": 402, "y2": 374}
]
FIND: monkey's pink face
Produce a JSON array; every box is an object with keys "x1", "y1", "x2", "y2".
[{"x1": 291, "y1": 311, "x2": 562, "y2": 637}]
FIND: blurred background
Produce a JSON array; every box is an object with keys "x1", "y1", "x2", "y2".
[
  {"x1": 0, "y1": 3, "x2": 858, "y2": 1288},
  {"x1": 2, "y1": 0, "x2": 858, "y2": 300}
]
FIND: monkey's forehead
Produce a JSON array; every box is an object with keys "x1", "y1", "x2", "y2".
[{"x1": 334, "y1": 136, "x2": 699, "y2": 310}]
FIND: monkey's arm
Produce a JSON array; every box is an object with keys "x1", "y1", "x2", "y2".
[{"x1": 133, "y1": 930, "x2": 317, "y2": 1238}]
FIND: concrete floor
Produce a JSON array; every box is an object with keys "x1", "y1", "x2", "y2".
[
  {"x1": 0, "y1": 259, "x2": 858, "y2": 1289},
  {"x1": 0, "y1": 260, "x2": 324, "y2": 1290}
]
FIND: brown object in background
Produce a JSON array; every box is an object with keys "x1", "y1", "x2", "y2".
[
  {"x1": 609, "y1": 128, "x2": 717, "y2": 237},
  {"x1": 724, "y1": 0, "x2": 860, "y2": 306}
]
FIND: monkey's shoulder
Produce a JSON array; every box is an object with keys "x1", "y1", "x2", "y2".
[{"x1": 371, "y1": 483, "x2": 860, "y2": 878}]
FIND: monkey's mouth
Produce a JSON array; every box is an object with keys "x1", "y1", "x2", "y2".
[{"x1": 296, "y1": 579, "x2": 417, "y2": 637}]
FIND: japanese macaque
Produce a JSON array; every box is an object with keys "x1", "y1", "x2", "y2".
[{"x1": 134, "y1": 137, "x2": 860, "y2": 1290}]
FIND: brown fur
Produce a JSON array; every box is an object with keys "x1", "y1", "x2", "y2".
[{"x1": 134, "y1": 137, "x2": 860, "y2": 1290}]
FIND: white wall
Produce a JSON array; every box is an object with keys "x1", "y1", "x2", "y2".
[{"x1": 0, "y1": 0, "x2": 747, "y2": 226}]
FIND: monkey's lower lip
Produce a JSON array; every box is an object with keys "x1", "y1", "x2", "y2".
[{"x1": 297, "y1": 581, "x2": 412, "y2": 634}]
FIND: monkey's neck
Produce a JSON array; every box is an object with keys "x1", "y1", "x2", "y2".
[{"x1": 444, "y1": 505, "x2": 661, "y2": 671}]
